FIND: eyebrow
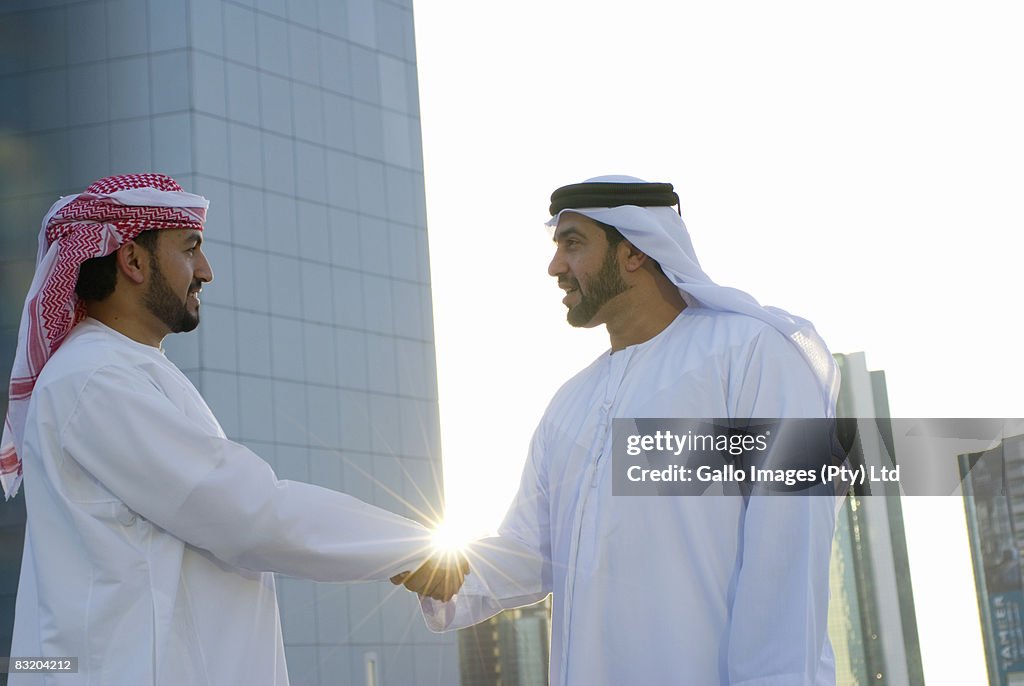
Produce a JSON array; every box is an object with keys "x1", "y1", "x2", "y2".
[
  {"x1": 182, "y1": 231, "x2": 203, "y2": 247},
  {"x1": 552, "y1": 226, "x2": 586, "y2": 243}
]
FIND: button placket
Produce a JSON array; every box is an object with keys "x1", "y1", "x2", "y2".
[{"x1": 115, "y1": 503, "x2": 137, "y2": 527}]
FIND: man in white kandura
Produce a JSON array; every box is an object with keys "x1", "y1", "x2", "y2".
[
  {"x1": 401, "y1": 176, "x2": 840, "y2": 685},
  {"x1": 2, "y1": 174, "x2": 465, "y2": 685}
]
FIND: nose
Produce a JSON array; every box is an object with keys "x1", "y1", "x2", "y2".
[
  {"x1": 195, "y1": 247, "x2": 214, "y2": 284},
  {"x1": 548, "y1": 247, "x2": 567, "y2": 278}
]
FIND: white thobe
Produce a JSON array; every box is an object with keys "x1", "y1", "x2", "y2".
[
  {"x1": 11, "y1": 319, "x2": 431, "y2": 685},
  {"x1": 423, "y1": 308, "x2": 836, "y2": 686}
]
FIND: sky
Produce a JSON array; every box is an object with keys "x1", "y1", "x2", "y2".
[{"x1": 413, "y1": 2, "x2": 1024, "y2": 684}]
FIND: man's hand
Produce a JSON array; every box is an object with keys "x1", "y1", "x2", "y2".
[{"x1": 390, "y1": 551, "x2": 471, "y2": 602}]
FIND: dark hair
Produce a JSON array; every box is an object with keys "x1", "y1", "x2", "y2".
[
  {"x1": 593, "y1": 218, "x2": 626, "y2": 246},
  {"x1": 75, "y1": 230, "x2": 160, "y2": 301},
  {"x1": 594, "y1": 217, "x2": 666, "y2": 275}
]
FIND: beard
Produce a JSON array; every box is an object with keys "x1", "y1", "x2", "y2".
[
  {"x1": 566, "y1": 246, "x2": 628, "y2": 327},
  {"x1": 144, "y1": 256, "x2": 200, "y2": 333}
]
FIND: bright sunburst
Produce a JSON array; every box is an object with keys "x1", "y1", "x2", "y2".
[{"x1": 429, "y1": 518, "x2": 476, "y2": 555}]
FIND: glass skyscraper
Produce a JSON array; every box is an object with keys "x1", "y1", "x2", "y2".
[{"x1": 829, "y1": 352, "x2": 925, "y2": 686}]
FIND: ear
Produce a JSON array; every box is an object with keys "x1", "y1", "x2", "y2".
[
  {"x1": 620, "y1": 241, "x2": 649, "y2": 273},
  {"x1": 115, "y1": 241, "x2": 149, "y2": 286}
]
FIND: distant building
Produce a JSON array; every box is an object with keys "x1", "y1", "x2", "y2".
[
  {"x1": 829, "y1": 352, "x2": 925, "y2": 685},
  {"x1": 458, "y1": 598, "x2": 550, "y2": 686},
  {"x1": 961, "y1": 432, "x2": 1024, "y2": 686}
]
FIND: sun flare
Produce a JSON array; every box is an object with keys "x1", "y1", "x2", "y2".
[{"x1": 430, "y1": 518, "x2": 476, "y2": 556}]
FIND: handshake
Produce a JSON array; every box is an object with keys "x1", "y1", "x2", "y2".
[{"x1": 391, "y1": 549, "x2": 471, "y2": 603}]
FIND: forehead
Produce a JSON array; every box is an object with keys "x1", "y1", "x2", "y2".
[
  {"x1": 156, "y1": 227, "x2": 203, "y2": 243},
  {"x1": 553, "y1": 212, "x2": 605, "y2": 240}
]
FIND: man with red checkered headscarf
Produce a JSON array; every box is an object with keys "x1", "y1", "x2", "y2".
[{"x1": 5, "y1": 175, "x2": 466, "y2": 685}]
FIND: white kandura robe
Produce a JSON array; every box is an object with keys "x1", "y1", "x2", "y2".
[
  {"x1": 11, "y1": 319, "x2": 431, "y2": 686},
  {"x1": 423, "y1": 308, "x2": 836, "y2": 686}
]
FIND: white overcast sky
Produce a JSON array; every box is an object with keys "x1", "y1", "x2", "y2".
[{"x1": 413, "y1": 2, "x2": 1024, "y2": 683}]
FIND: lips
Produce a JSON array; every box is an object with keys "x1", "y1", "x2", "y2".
[
  {"x1": 558, "y1": 279, "x2": 580, "y2": 305},
  {"x1": 188, "y1": 279, "x2": 203, "y2": 305}
]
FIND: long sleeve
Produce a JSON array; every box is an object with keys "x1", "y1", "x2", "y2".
[
  {"x1": 57, "y1": 364, "x2": 431, "y2": 582},
  {"x1": 420, "y1": 425, "x2": 553, "y2": 631},
  {"x1": 726, "y1": 329, "x2": 837, "y2": 686}
]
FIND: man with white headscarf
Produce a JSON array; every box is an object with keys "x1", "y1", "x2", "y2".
[
  {"x1": 3, "y1": 174, "x2": 466, "y2": 685},
  {"x1": 409, "y1": 176, "x2": 839, "y2": 685}
]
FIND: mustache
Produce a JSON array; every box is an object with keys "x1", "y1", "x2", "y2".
[
  {"x1": 558, "y1": 279, "x2": 579, "y2": 290},
  {"x1": 188, "y1": 280, "x2": 203, "y2": 293}
]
